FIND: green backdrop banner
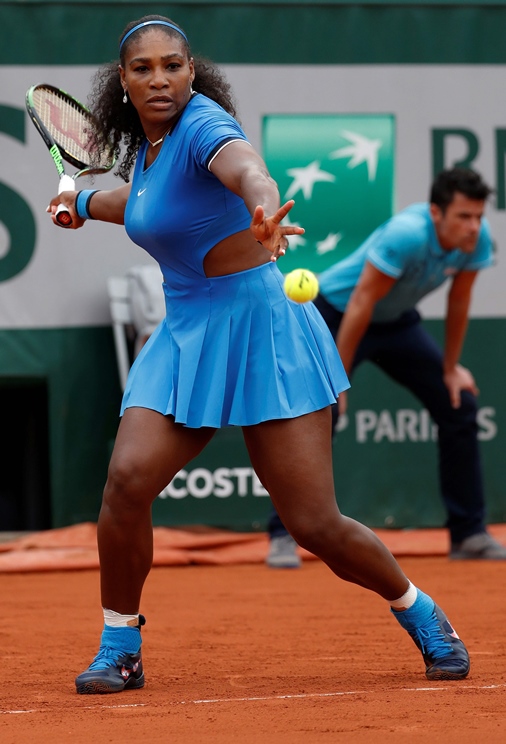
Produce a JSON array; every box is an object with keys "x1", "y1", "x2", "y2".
[{"x1": 263, "y1": 114, "x2": 394, "y2": 273}]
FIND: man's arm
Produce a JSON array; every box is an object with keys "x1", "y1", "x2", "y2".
[
  {"x1": 336, "y1": 261, "x2": 396, "y2": 374},
  {"x1": 444, "y1": 270, "x2": 480, "y2": 408}
]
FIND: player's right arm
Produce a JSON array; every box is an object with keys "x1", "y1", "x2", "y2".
[
  {"x1": 48, "y1": 183, "x2": 131, "y2": 228},
  {"x1": 336, "y1": 261, "x2": 396, "y2": 375}
]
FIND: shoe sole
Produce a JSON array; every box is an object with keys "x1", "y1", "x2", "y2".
[
  {"x1": 76, "y1": 674, "x2": 145, "y2": 695},
  {"x1": 426, "y1": 667, "x2": 469, "y2": 681}
]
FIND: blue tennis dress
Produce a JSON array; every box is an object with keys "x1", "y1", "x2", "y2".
[{"x1": 122, "y1": 94, "x2": 349, "y2": 428}]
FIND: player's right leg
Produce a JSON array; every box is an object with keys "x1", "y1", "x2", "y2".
[{"x1": 75, "y1": 408, "x2": 215, "y2": 694}]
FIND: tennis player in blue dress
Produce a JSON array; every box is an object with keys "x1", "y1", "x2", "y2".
[{"x1": 49, "y1": 14, "x2": 470, "y2": 694}]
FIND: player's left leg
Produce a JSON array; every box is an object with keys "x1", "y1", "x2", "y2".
[
  {"x1": 242, "y1": 408, "x2": 470, "y2": 680},
  {"x1": 264, "y1": 293, "x2": 343, "y2": 569}
]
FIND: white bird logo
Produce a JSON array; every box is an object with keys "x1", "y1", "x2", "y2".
[
  {"x1": 316, "y1": 232, "x2": 343, "y2": 255},
  {"x1": 284, "y1": 160, "x2": 335, "y2": 200},
  {"x1": 329, "y1": 131, "x2": 382, "y2": 181}
]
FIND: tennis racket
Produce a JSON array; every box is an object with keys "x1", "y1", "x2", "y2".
[{"x1": 25, "y1": 83, "x2": 115, "y2": 226}]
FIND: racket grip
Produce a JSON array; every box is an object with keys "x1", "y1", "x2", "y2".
[
  {"x1": 55, "y1": 203, "x2": 72, "y2": 227},
  {"x1": 56, "y1": 175, "x2": 76, "y2": 227}
]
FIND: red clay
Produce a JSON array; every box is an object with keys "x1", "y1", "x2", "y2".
[{"x1": 1, "y1": 556, "x2": 506, "y2": 743}]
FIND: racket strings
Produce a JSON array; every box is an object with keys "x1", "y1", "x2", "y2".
[{"x1": 32, "y1": 88, "x2": 113, "y2": 170}]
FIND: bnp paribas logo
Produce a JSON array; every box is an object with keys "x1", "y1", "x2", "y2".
[{"x1": 263, "y1": 114, "x2": 395, "y2": 273}]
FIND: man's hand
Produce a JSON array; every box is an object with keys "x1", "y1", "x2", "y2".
[{"x1": 443, "y1": 364, "x2": 479, "y2": 408}]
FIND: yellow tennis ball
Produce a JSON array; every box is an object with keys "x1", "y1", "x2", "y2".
[{"x1": 283, "y1": 268, "x2": 319, "y2": 303}]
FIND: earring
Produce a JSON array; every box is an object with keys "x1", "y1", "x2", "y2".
[
  {"x1": 190, "y1": 84, "x2": 194, "y2": 95},
  {"x1": 123, "y1": 90, "x2": 128, "y2": 104}
]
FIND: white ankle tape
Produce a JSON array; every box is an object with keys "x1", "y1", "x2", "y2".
[
  {"x1": 103, "y1": 608, "x2": 139, "y2": 627},
  {"x1": 389, "y1": 581, "x2": 418, "y2": 611}
]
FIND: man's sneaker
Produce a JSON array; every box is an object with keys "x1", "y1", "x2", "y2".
[
  {"x1": 266, "y1": 534, "x2": 301, "y2": 569},
  {"x1": 392, "y1": 591, "x2": 470, "y2": 680},
  {"x1": 75, "y1": 616, "x2": 145, "y2": 694},
  {"x1": 450, "y1": 531, "x2": 506, "y2": 560}
]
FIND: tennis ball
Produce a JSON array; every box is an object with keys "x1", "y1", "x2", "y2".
[{"x1": 283, "y1": 268, "x2": 319, "y2": 303}]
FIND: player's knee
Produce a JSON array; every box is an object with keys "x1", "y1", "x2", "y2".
[
  {"x1": 289, "y1": 513, "x2": 345, "y2": 556},
  {"x1": 103, "y1": 457, "x2": 154, "y2": 513}
]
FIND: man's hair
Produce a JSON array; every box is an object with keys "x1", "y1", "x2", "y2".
[{"x1": 430, "y1": 168, "x2": 492, "y2": 211}]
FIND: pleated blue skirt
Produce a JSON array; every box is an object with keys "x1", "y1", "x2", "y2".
[{"x1": 121, "y1": 261, "x2": 349, "y2": 428}]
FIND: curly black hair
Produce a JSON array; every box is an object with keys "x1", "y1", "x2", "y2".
[{"x1": 88, "y1": 15, "x2": 238, "y2": 181}]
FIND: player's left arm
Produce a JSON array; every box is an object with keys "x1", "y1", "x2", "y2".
[
  {"x1": 209, "y1": 140, "x2": 304, "y2": 259},
  {"x1": 443, "y1": 270, "x2": 480, "y2": 408}
]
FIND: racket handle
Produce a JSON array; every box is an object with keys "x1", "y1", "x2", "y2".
[{"x1": 56, "y1": 175, "x2": 76, "y2": 227}]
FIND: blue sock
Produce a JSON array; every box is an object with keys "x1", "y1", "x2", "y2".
[
  {"x1": 101, "y1": 624, "x2": 142, "y2": 654},
  {"x1": 391, "y1": 589, "x2": 435, "y2": 629}
]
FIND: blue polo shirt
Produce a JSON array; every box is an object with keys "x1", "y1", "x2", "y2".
[{"x1": 318, "y1": 203, "x2": 494, "y2": 323}]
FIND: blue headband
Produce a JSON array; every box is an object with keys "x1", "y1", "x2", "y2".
[{"x1": 119, "y1": 20, "x2": 188, "y2": 52}]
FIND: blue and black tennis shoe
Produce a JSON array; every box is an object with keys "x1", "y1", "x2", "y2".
[
  {"x1": 75, "y1": 615, "x2": 146, "y2": 694},
  {"x1": 392, "y1": 591, "x2": 470, "y2": 680}
]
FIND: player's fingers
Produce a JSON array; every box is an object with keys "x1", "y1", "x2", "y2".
[
  {"x1": 281, "y1": 225, "x2": 305, "y2": 236},
  {"x1": 49, "y1": 204, "x2": 83, "y2": 229},
  {"x1": 272, "y1": 199, "x2": 295, "y2": 223},
  {"x1": 251, "y1": 204, "x2": 265, "y2": 228},
  {"x1": 47, "y1": 196, "x2": 61, "y2": 213},
  {"x1": 270, "y1": 239, "x2": 287, "y2": 261}
]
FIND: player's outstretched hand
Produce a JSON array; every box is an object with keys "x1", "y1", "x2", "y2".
[
  {"x1": 251, "y1": 200, "x2": 305, "y2": 261},
  {"x1": 47, "y1": 192, "x2": 86, "y2": 229},
  {"x1": 443, "y1": 363, "x2": 479, "y2": 409}
]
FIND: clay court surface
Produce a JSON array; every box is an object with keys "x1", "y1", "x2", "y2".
[{"x1": 2, "y1": 548, "x2": 506, "y2": 744}]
